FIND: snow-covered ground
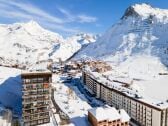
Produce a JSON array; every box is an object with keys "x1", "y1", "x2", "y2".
[{"x1": 52, "y1": 74, "x2": 92, "y2": 126}]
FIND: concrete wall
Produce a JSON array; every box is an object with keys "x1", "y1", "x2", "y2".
[{"x1": 152, "y1": 109, "x2": 161, "y2": 126}]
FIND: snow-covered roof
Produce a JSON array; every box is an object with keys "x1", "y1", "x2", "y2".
[
  {"x1": 119, "y1": 109, "x2": 130, "y2": 122},
  {"x1": 89, "y1": 107, "x2": 109, "y2": 121},
  {"x1": 133, "y1": 76, "x2": 168, "y2": 101},
  {"x1": 106, "y1": 108, "x2": 121, "y2": 121},
  {"x1": 88, "y1": 106, "x2": 130, "y2": 122},
  {"x1": 21, "y1": 69, "x2": 51, "y2": 76}
]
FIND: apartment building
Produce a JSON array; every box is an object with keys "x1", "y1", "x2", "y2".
[
  {"x1": 21, "y1": 71, "x2": 52, "y2": 126},
  {"x1": 82, "y1": 71, "x2": 168, "y2": 126},
  {"x1": 88, "y1": 106, "x2": 130, "y2": 126}
]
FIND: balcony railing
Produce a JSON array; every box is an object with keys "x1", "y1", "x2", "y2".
[
  {"x1": 24, "y1": 115, "x2": 50, "y2": 122},
  {"x1": 22, "y1": 88, "x2": 50, "y2": 92},
  {"x1": 22, "y1": 97, "x2": 50, "y2": 104},
  {"x1": 23, "y1": 93, "x2": 50, "y2": 98},
  {"x1": 23, "y1": 109, "x2": 50, "y2": 116},
  {"x1": 22, "y1": 84, "x2": 51, "y2": 90},
  {"x1": 23, "y1": 104, "x2": 50, "y2": 110},
  {"x1": 23, "y1": 79, "x2": 51, "y2": 84},
  {"x1": 23, "y1": 90, "x2": 50, "y2": 96}
]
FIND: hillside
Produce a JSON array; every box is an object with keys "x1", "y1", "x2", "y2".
[{"x1": 75, "y1": 3, "x2": 168, "y2": 78}]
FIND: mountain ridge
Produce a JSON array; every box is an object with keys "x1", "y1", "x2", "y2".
[{"x1": 0, "y1": 20, "x2": 97, "y2": 68}]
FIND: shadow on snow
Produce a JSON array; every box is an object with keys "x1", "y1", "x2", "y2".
[{"x1": 0, "y1": 75, "x2": 22, "y2": 116}]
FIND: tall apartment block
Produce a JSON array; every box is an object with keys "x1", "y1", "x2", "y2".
[{"x1": 21, "y1": 71, "x2": 52, "y2": 126}]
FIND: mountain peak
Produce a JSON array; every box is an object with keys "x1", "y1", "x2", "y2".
[
  {"x1": 133, "y1": 3, "x2": 153, "y2": 10},
  {"x1": 122, "y1": 3, "x2": 168, "y2": 20},
  {"x1": 23, "y1": 20, "x2": 42, "y2": 29},
  {"x1": 26, "y1": 20, "x2": 40, "y2": 26}
]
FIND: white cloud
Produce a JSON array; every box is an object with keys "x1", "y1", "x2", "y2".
[
  {"x1": 0, "y1": 0, "x2": 98, "y2": 34},
  {"x1": 58, "y1": 7, "x2": 97, "y2": 23},
  {"x1": 78, "y1": 15, "x2": 97, "y2": 23},
  {"x1": 58, "y1": 7, "x2": 75, "y2": 22},
  {"x1": 0, "y1": 0, "x2": 64, "y2": 24}
]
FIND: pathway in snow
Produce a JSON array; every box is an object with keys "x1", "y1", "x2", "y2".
[{"x1": 52, "y1": 74, "x2": 92, "y2": 126}]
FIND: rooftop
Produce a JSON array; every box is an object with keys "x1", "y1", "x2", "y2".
[
  {"x1": 21, "y1": 70, "x2": 52, "y2": 77},
  {"x1": 88, "y1": 106, "x2": 130, "y2": 122},
  {"x1": 119, "y1": 109, "x2": 130, "y2": 122}
]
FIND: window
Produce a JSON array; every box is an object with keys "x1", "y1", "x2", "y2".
[
  {"x1": 38, "y1": 119, "x2": 43, "y2": 124},
  {"x1": 43, "y1": 83, "x2": 49, "y2": 88}
]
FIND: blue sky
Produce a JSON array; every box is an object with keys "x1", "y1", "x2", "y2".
[{"x1": 0, "y1": 0, "x2": 167, "y2": 37}]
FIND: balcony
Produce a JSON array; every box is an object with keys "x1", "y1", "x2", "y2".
[
  {"x1": 22, "y1": 84, "x2": 51, "y2": 91},
  {"x1": 23, "y1": 90, "x2": 50, "y2": 96},
  {"x1": 24, "y1": 114, "x2": 50, "y2": 122},
  {"x1": 23, "y1": 103, "x2": 50, "y2": 110},
  {"x1": 22, "y1": 93, "x2": 50, "y2": 98},
  {"x1": 22, "y1": 96, "x2": 50, "y2": 104},
  {"x1": 23, "y1": 88, "x2": 50, "y2": 92},
  {"x1": 23, "y1": 109, "x2": 50, "y2": 116}
]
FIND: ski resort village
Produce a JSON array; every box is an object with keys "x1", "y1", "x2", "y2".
[{"x1": 0, "y1": 1, "x2": 168, "y2": 126}]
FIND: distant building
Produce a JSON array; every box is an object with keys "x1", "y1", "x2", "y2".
[
  {"x1": 0, "y1": 107, "x2": 12, "y2": 126},
  {"x1": 88, "y1": 106, "x2": 130, "y2": 126},
  {"x1": 82, "y1": 68, "x2": 168, "y2": 126},
  {"x1": 21, "y1": 71, "x2": 52, "y2": 126}
]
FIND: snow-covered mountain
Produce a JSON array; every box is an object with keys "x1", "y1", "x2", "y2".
[
  {"x1": 0, "y1": 21, "x2": 97, "y2": 68},
  {"x1": 76, "y1": 3, "x2": 168, "y2": 77},
  {"x1": 0, "y1": 20, "x2": 63, "y2": 67},
  {"x1": 50, "y1": 33, "x2": 98, "y2": 62}
]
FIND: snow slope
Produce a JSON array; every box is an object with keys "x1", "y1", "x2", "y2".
[
  {"x1": 76, "y1": 3, "x2": 168, "y2": 75},
  {"x1": 0, "y1": 21, "x2": 97, "y2": 68},
  {"x1": 50, "y1": 33, "x2": 97, "y2": 62}
]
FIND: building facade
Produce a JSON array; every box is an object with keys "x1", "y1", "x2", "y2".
[
  {"x1": 21, "y1": 72, "x2": 52, "y2": 126},
  {"x1": 82, "y1": 71, "x2": 168, "y2": 126}
]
